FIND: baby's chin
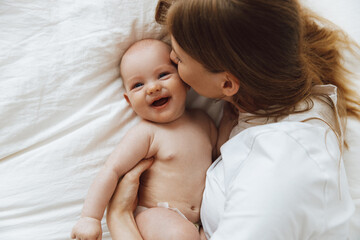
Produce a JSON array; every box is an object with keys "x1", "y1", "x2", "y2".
[
  {"x1": 140, "y1": 110, "x2": 185, "y2": 124},
  {"x1": 144, "y1": 115, "x2": 182, "y2": 124}
]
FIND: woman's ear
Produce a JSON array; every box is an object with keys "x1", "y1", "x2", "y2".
[
  {"x1": 123, "y1": 93, "x2": 131, "y2": 106},
  {"x1": 221, "y1": 73, "x2": 240, "y2": 97}
]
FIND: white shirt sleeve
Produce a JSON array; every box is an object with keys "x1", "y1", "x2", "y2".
[{"x1": 210, "y1": 126, "x2": 352, "y2": 239}]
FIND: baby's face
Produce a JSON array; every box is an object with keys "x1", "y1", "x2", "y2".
[{"x1": 121, "y1": 41, "x2": 188, "y2": 123}]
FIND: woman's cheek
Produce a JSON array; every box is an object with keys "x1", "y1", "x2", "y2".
[{"x1": 177, "y1": 66, "x2": 188, "y2": 85}]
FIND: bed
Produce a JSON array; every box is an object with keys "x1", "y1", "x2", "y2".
[{"x1": 0, "y1": 0, "x2": 359, "y2": 239}]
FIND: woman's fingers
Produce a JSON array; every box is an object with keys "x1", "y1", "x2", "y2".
[
  {"x1": 123, "y1": 158, "x2": 154, "y2": 184},
  {"x1": 200, "y1": 227, "x2": 207, "y2": 240},
  {"x1": 108, "y1": 158, "x2": 154, "y2": 215},
  {"x1": 107, "y1": 158, "x2": 154, "y2": 237}
]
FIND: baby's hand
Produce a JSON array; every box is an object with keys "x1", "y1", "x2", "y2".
[{"x1": 71, "y1": 217, "x2": 102, "y2": 240}]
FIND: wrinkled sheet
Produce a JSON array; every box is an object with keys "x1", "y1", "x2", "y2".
[{"x1": 0, "y1": 0, "x2": 359, "y2": 239}]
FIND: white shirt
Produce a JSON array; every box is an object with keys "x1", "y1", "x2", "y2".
[{"x1": 201, "y1": 85, "x2": 355, "y2": 239}]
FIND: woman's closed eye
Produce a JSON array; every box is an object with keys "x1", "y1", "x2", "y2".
[
  {"x1": 171, "y1": 56, "x2": 182, "y2": 65},
  {"x1": 170, "y1": 50, "x2": 182, "y2": 64}
]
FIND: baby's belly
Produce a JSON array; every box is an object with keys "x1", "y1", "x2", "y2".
[{"x1": 137, "y1": 173, "x2": 204, "y2": 223}]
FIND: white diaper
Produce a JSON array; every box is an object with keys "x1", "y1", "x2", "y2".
[
  {"x1": 134, "y1": 202, "x2": 187, "y2": 220},
  {"x1": 134, "y1": 202, "x2": 201, "y2": 230}
]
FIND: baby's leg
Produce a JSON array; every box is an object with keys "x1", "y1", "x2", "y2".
[{"x1": 135, "y1": 207, "x2": 200, "y2": 240}]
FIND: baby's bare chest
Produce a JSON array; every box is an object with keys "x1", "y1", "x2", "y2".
[{"x1": 150, "y1": 123, "x2": 212, "y2": 163}]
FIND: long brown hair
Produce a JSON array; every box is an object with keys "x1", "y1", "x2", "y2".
[{"x1": 156, "y1": 0, "x2": 360, "y2": 132}]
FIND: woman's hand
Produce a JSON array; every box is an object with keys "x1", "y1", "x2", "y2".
[
  {"x1": 200, "y1": 226, "x2": 208, "y2": 240},
  {"x1": 106, "y1": 158, "x2": 153, "y2": 240}
]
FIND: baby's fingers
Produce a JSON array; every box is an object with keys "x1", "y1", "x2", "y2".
[{"x1": 70, "y1": 228, "x2": 77, "y2": 239}]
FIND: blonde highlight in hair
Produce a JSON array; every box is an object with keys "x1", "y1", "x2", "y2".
[{"x1": 156, "y1": 0, "x2": 360, "y2": 141}]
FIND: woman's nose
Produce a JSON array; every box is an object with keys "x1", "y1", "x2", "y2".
[{"x1": 146, "y1": 82, "x2": 162, "y2": 95}]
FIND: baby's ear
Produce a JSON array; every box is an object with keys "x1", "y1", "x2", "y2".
[{"x1": 123, "y1": 93, "x2": 131, "y2": 106}]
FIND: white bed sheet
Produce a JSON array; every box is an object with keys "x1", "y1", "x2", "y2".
[{"x1": 0, "y1": 0, "x2": 359, "y2": 239}]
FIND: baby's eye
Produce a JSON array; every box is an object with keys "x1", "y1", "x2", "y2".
[
  {"x1": 158, "y1": 72, "x2": 170, "y2": 79},
  {"x1": 132, "y1": 82, "x2": 143, "y2": 89},
  {"x1": 175, "y1": 57, "x2": 182, "y2": 63}
]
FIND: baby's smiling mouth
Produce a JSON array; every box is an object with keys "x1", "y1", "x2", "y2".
[{"x1": 151, "y1": 97, "x2": 170, "y2": 107}]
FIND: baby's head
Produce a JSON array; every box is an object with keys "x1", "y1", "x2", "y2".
[{"x1": 120, "y1": 39, "x2": 188, "y2": 123}]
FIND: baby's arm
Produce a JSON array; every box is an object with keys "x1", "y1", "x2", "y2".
[{"x1": 71, "y1": 122, "x2": 153, "y2": 240}]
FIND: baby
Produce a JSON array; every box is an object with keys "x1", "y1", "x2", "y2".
[{"x1": 71, "y1": 39, "x2": 217, "y2": 240}]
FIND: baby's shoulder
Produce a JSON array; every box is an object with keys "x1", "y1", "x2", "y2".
[{"x1": 127, "y1": 119, "x2": 157, "y2": 136}]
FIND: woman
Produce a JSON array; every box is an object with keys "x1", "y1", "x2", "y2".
[{"x1": 107, "y1": 0, "x2": 360, "y2": 239}]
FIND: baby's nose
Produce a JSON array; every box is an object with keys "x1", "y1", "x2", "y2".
[{"x1": 147, "y1": 83, "x2": 161, "y2": 95}]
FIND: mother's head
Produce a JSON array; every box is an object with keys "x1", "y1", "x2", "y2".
[{"x1": 158, "y1": 0, "x2": 313, "y2": 116}]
